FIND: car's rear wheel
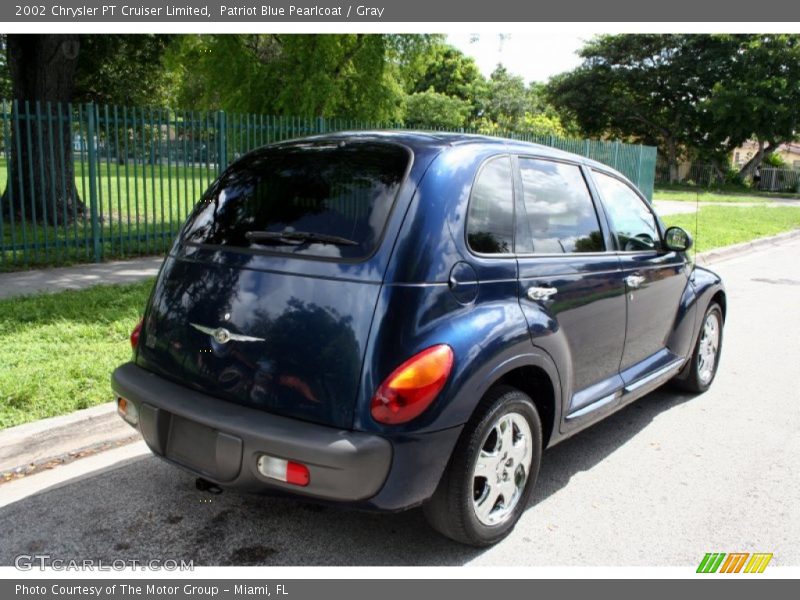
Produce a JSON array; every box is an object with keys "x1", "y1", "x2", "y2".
[
  {"x1": 675, "y1": 302, "x2": 724, "y2": 393},
  {"x1": 423, "y1": 385, "x2": 542, "y2": 546}
]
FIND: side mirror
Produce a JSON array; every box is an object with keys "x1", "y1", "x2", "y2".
[{"x1": 664, "y1": 226, "x2": 693, "y2": 252}]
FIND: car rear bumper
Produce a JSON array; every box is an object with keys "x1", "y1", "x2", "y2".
[{"x1": 111, "y1": 362, "x2": 393, "y2": 502}]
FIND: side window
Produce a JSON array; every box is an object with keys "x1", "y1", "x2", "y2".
[
  {"x1": 592, "y1": 171, "x2": 660, "y2": 252},
  {"x1": 517, "y1": 158, "x2": 604, "y2": 254},
  {"x1": 466, "y1": 156, "x2": 514, "y2": 254}
]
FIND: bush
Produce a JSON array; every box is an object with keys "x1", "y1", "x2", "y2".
[{"x1": 403, "y1": 89, "x2": 471, "y2": 130}]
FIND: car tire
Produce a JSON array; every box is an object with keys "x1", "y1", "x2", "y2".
[
  {"x1": 674, "y1": 302, "x2": 724, "y2": 393},
  {"x1": 423, "y1": 385, "x2": 542, "y2": 546}
]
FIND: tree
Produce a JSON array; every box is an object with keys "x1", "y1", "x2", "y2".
[
  {"x1": 548, "y1": 34, "x2": 800, "y2": 181},
  {"x1": 1, "y1": 34, "x2": 178, "y2": 224},
  {"x1": 517, "y1": 113, "x2": 566, "y2": 137},
  {"x1": 411, "y1": 43, "x2": 484, "y2": 102},
  {"x1": 547, "y1": 35, "x2": 700, "y2": 182},
  {"x1": 404, "y1": 89, "x2": 471, "y2": 130},
  {"x1": 481, "y1": 66, "x2": 529, "y2": 130},
  {"x1": 74, "y1": 35, "x2": 176, "y2": 106},
  {"x1": 2, "y1": 34, "x2": 83, "y2": 223},
  {"x1": 167, "y1": 34, "x2": 437, "y2": 122},
  {"x1": 697, "y1": 35, "x2": 800, "y2": 177}
]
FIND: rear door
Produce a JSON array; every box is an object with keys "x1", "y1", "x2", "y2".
[
  {"x1": 590, "y1": 170, "x2": 689, "y2": 382},
  {"x1": 514, "y1": 157, "x2": 627, "y2": 425}
]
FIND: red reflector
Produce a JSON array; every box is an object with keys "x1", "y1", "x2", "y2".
[
  {"x1": 257, "y1": 455, "x2": 310, "y2": 487},
  {"x1": 371, "y1": 344, "x2": 454, "y2": 425},
  {"x1": 130, "y1": 319, "x2": 143, "y2": 351},
  {"x1": 286, "y1": 461, "x2": 310, "y2": 487}
]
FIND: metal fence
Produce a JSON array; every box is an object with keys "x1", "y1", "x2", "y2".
[
  {"x1": 0, "y1": 100, "x2": 658, "y2": 271},
  {"x1": 655, "y1": 161, "x2": 800, "y2": 193},
  {"x1": 655, "y1": 163, "x2": 726, "y2": 187},
  {"x1": 757, "y1": 167, "x2": 800, "y2": 193}
]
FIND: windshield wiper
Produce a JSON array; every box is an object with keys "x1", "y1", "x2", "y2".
[{"x1": 244, "y1": 230, "x2": 359, "y2": 246}]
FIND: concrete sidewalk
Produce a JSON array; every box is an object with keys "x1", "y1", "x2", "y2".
[{"x1": 0, "y1": 256, "x2": 163, "y2": 300}]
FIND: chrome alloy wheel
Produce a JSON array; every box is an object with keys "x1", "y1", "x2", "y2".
[
  {"x1": 697, "y1": 312, "x2": 720, "y2": 384},
  {"x1": 471, "y1": 412, "x2": 533, "y2": 526}
]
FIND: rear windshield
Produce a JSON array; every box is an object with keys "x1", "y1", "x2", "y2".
[{"x1": 182, "y1": 141, "x2": 410, "y2": 260}]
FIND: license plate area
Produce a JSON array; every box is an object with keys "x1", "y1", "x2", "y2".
[{"x1": 164, "y1": 414, "x2": 243, "y2": 482}]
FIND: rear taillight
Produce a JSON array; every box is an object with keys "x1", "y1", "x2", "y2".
[
  {"x1": 371, "y1": 344, "x2": 454, "y2": 425},
  {"x1": 130, "y1": 318, "x2": 143, "y2": 351}
]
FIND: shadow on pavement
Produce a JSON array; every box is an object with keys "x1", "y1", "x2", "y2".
[{"x1": 0, "y1": 387, "x2": 694, "y2": 566}]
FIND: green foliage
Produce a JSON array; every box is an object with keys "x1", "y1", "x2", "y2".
[
  {"x1": 74, "y1": 35, "x2": 176, "y2": 106},
  {"x1": 410, "y1": 42, "x2": 485, "y2": 103},
  {"x1": 548, "y1": 34, "x2": 800, "y2": 176},
  {"x1": 166, "y1": 34, "x2": 432, "y2": 121},
  {"x1": 547, "y1": 35, "x2": 697, "y2": 157},
  {"x1": 518, "y1": 112, "x2": 566, "y2": 137},
  {"x1": 404, "y1": 89, "x2": 471, "y2": 129},
  {"x1": 5, "y1": 33, "x2": 571, "y2": 138},
  {"x1": 701, "y1": 35, "x2": 800, "y2": 162},
  {"x1": 762, "y1": 153, "x2": 788, "y2": 168},
  {"x1": 481, "y1": 66, "x2": 529, "y2": 129}
]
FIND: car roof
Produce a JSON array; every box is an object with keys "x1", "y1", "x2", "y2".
[{"x1": 280, "y1": 130, "x2": 612, "y2": 171}]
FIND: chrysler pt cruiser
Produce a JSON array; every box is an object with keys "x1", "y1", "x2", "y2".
[{"x1": 112, "y1": 132, "x2": 725, "y2": 546}]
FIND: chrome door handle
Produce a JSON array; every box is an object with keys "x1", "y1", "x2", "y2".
[
  {"x1": 625, "y1": 274, "x2": 646, "y2": 289},
  {"x1": 527, "y1": 286, "x2": 558, "y2": 301}
]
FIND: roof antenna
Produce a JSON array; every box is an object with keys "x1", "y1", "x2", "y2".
[{"x1": 694, "y1": 184, "x2": 700, "y2": 268}]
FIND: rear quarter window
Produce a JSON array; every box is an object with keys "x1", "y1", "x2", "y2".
[
  {"x1": 466, "y1": 156, "x2": 515, "y2": 254},
  {"x1": 182, "y1": 141, "x2": 410, "y2": 260}
]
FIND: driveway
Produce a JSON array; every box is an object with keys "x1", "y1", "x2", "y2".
[{"x1": 1, "y1": 239, "x2": 798, "y2": 567}]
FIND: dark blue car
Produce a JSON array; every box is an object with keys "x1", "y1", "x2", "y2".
[{"x1": 112, "y1": 132, "x2": 725, "y2": 546}]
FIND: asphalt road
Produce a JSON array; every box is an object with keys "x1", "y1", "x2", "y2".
[{"x1": 1, "y1": 240, "x2": 798, "y2": 567}]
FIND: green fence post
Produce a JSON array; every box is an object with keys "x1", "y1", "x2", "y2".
[
  {"x1": 85, "y1": 103, "x2": 102, "y2": 262},
  {"x1": 637, "y1": 144, "x2": 645, "y2": 199},
  {"x1": 216, "y1": 110, "x2": 227, "y2": 174}
]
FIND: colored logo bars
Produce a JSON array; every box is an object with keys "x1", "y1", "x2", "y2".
[{"x1": 697, "y1": 552, "x2": 773, "y2": 573}]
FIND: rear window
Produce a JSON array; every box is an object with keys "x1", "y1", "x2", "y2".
[{"x1": 182, "y1": 141, "x2": 410, "y2": 260}]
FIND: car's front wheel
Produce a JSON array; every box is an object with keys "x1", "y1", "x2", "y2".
[
  {"x1": 675, "y1": 302, "x2": 724, "y2": 393},
  {"x1": 423, "y1": 385, "x2": 542, "y2": 546}
]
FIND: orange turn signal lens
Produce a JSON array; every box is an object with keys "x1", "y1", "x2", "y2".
[{"x1": 117, "y1": 396, "x2": 139, "y2": 426}]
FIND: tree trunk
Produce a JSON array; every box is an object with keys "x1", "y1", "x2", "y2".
[
  {"x1": 1, "y1": 35, "x2": 85, "y2": 224},
  {"x1": 737, "y1": 139, "x2": 780, "y2": 178},
  {"x1": 665, "y1": 137, "x2": 680, "y2": 183}
]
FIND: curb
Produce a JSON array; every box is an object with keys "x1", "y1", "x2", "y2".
[
  {"x1": 0, "y1": 401, "x2": 138, "y2": 476},
  {"x1": 695, "y1": 228, "x2": 800, "y2": 265},
  {"x1": 1, "y1": 227, "x2": 798, "y2": 478}
]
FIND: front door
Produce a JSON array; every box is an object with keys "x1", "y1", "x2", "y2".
[{"x1": 590, "y1": 170, "x2": 689, "y2": 382}]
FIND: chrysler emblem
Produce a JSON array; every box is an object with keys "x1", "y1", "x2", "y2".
[{"x1": 190, "y1": 323, "x2": 265, "y2": 344}]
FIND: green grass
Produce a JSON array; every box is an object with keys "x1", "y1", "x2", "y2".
[
  {"x1": 654, "y1": 184, "x2": 800, "y2": 203},
  {"x1": 665, "y1": 205, "x2": 800, "y2": 253},
  {"x1": 0, "y1": 279, "x2": 154, "y2": 429},
  {"x1": 0, "y1": 156, "x2": 216, "y2": 221},
  {"x1": 654, "y1": 188, "x2": 771, "y2": 203}
]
